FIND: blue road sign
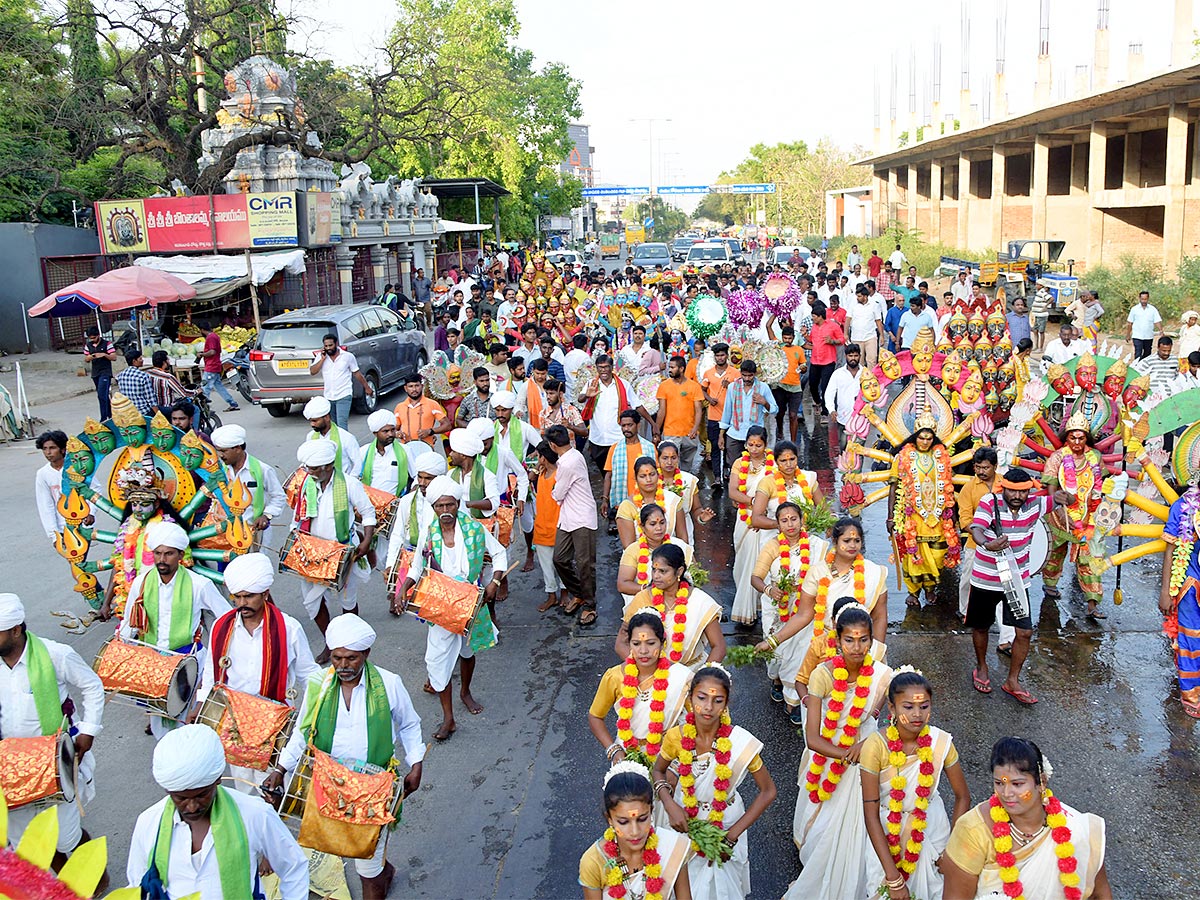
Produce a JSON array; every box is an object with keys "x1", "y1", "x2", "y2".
[
  {"x1": 657, "y1": 185, "x2": 711, "y2": 195},
  {"x1": 643, "y1": 217, "x2": 655, "y2": 228},
  {"x1": 730, "y1": 183, "x2": 776, "y2": 194},
  {"x1": 581, "y1": 186, "x2": 650, "y2": 197}
]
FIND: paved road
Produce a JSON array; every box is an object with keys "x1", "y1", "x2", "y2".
[{"x1": 2, "y1": 387, "x2": 1197, "y2": 898}]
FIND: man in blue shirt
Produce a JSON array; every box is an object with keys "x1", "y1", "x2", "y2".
[
  {"x1": 719, "y1": 360, "x2": 778, "y2": 462},
  {"x1": 897, "y1": 294, "x2": 938, "y2": 350},
  {"x1": 884, "y1": 294, "x2": 907, "y2": 353},
  {"x1": 893, "y1": 275, "x2": 920, "y2": 307}
]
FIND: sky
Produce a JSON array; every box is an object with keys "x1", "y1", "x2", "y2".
[{"x1": 301, "y1": 0, "x2": 1193, "y2": 190}]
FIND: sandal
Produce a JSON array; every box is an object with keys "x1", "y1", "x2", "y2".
[
  {"x1": 1181, "y1": 699, "x2": 1200, "y2": 719},
  {"x1": 561, "y1": 596, "x2": 584, "y2": 615},
  {"x1": 578, "y1": 608, "x2": 598, "y2": 627},
  {"x1": 905, "y1": 594, "x2": 921, "y2": 609},
  {"x1": 997, "y1": 644, "x2": 1013, "y2": 657},
  {"x1": 972, "y1": 668, "x2": 992, "y2": 694},
  {"x1": 1043, "y1": 585, "x2": 1061, "y2": 600},
  {"x1": 770, "y1": 684, "x2": 784, "y2": 703},
  {"x1": 788, "y1": 708, "x2": 804, "y2": 726},
  {"x1": 1002, "y1": 684, "x2": 1039, "y2": 705},
  {"x1": 1087, "y1": 605, "x2": 1108, "y2": 620}
]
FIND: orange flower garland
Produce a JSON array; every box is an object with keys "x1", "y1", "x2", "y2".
[
  {"x1": 615, "y1": 655, "x2": 671, "y2": 757},
  {"x1": 776, "y1": 534, "x2": 811, "y2": 623},
  {"x1": 603, "y1": 825, "x2": 664, "y2": 900},
  {"x1": 735, "y1": 450, "x2": 775, "y2": 524},
  {"x1": 805, "y1": 653, "x2": 875, "y2": 804},
  {"x1": 677, "y1": 709, "x2": 734, "y2": 857},
  {"x1": 989, "y1": 790, "x2": 1082, "y2": 900},
  {"x1": 635, "y1": 480, "x2": 666, "y2": 510},
  {"x1": 635, "y1": 534, "x2": 672, "y2": 588},
  {"x1": 885, "y1": 724, "x2": 935, "y2": 879},
  {"x1": 650, "y1": 580, "x2": 691, "y2": 663},
  {"x1": 812, "y1": 553, "x2": 867, "y2": 657}
]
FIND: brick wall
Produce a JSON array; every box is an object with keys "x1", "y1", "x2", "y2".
[
  {"x1": 1003, "y1": 204, "x2": 1032, "y2": 237},
  {"x1": 1100, "y1": 207, "x2": 1165, "y2": 264}
]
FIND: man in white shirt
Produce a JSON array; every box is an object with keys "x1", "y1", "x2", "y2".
[
  {"x1": 288, "y1": 439, "x2": 376, "y2": 661},
  {"x1": 473, "y1": 399, "x2": 537, "y2": 568},
  {"x1": 303, "y1": 396, "x2": 361, "y2": 476},
  {"x1": 1126, "y1": 290, "x2": 1164, "y2": 360},
  {"x1": 0, "y1": 593, "x2": 106, "y2": 869},
  {"x1": 308, "y1": 333, "x2": 372, "y2": 430},
  {"x1": 211, "y1": 423, "x2": 286, "y2": 549},
  {"x1": 387, "y1": 451, "x2": 444, "y2": 571},
  {"x1": 193, "y1": 553, "x2": 320, "y2": 792},
  {"x1": 130, "y1": 724, "x2": 309, "y2": 898},
  {"x1": 824, "y1": 343, "x2": 864, "y2": 432},
  {"x1": 562, "y1": 332, "x2": 591, "y2": 401},
  {"x1": 887, "y1": 243, "x2": 907, "y2": 271},
  {"x1": 950, "y1": 268, "x2": 973, "y2": 304},
  {"x1": 1041, "y1": 323, "x2": 1087, "y2": 371},
  {"x1": 847, "y1": 285, "x2": 884, "y2": 366},
  {"x1": 512, "y1": 323, "x2": 543, "y2": 367},
  {"x1": 618, "y1": 323, "x2": 656, "y2": 372},
  {"x1": 581, "y1": 354, "x2": 652, "y2": 472},
  {"x1": 495, "y1": 286, "x2": 519, "y2": 341},
  {"x1": 120, "y1": 522, "x2": 231, "y2": 738},
  {"x1": 34, "y1": 429, "x2": 93, "y2": 541}
]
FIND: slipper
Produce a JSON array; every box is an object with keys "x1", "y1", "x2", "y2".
[
  {"x1": 578, "y1": 608, "x2": 598, "y2": 627},
  {"x1": 537, "y1": 597, "x2": 560, "y2": 613},
  {"x1": 562, "y1": 597, "x2": 584, "y2": 615},
  {"x1": 997, "y1": 644, "x2": 1013, "y2": 657},
  {"x1": 972, "y1": 668, "x2": 992, "y2": 693},
  {"x1": 223, "y1": 405, "x2": 240, "y2": 412},
  {"x1": 1087, "y1": 607, "x2": 1108, "y2": 620},
  {"x1": 770, "y1": 684, "x2": 784, "y2": 703},
  {"x1": 433, "y1": 723, "x2": 456, "y2": 741},
  {"x1": 1181, "y1": 700, "x2": 1200, "y2": 719},
  {"x1": 1002, "y1": 684, "x2": 1039, "y2": 705},
  {"x1": 788, "y1": 709, "x2": 804, "y2": 726},
  {"x1": 1043, "y1": 586, "x2": 1061, "y2": 600}
]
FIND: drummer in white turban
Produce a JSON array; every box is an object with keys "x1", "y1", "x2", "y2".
[
  {"x1": 384, "y1": 451, "x2": 446, "y2": 613},
  {"x1": 192, "y1": 553, "x2": 321, "y2": 792},
  {"x1": 119, "y1": 522, "x2": 231, "y2": 739},
  {"x1": 446, "y1": 427, "x2": 501, "y2": 522},
  {"x1": 0, "y1": 593, "x2": 107, "y2": 875},
  {"x1": 127, "y1": 724, "x2": 309, "y2": 898},
  {"x1": 303, "y1": 395, "x2": 360, "y2": 476},
  {"x1": 471, "y1": 402, "x2": 536, "y2": 571},
  {"x1": 211, "y1": 423, "x2": 286, "y2": 548},
  {"x1": 265, "y1": 614, "x2": 424, "y2": 898},
  {"x1": 288, "y1": 439, "x2": 376, "y2": 664},
  {"x1": 356, "y1": 409, "x2": 416, "y2": 574},
  {"x1": 400, "y1": 475, "x2": 507, "y2": 742}
]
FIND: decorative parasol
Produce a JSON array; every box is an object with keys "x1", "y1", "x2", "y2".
[
  {"x1": 726, "y1": 289, "x2": 766, "y2": 328},
  {"x1": 760, "y1": 273, "x2": 802, "y2": 319},
  {"x1": 685, "y1": 295, "x2": 727, "y2": 340}
]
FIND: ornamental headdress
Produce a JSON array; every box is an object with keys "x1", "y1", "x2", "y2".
[
  {"x1": 1063, "y1": 410, "x2": 1092, "y2": 436},
  {"x1": 1077, "y1": 351, "x2": 1097, "y2": 370},
  {"x1": 909, "y1": 327, "x2": 936, "y2": 355},
  {"x1": 110, "y1": 392, "x2": 144, "y2": 429},
  {"x1": 986, "y1": 307, "x2": 1007, "y2": 328},
  {"x1": 83, "y1": 417, "x2": 107, "y2": 436},
  {"x1": 150, "y1": 410, "x2": 172, "y2": 431},
  {"x1": 948, "y1": 306, "x2": 969, "y2": 329},
  {"x1": 892, "y1": 664, "x2": 925, "y2": 676},
  {"x1": 1131, "y1": 373, "x2": 1151, "y2": 391},
  {"x1": 1106, "y1": 359, "x2": 1128, "y2": 381},
  {"x1": 1045, "y1": 362, "x2": 1068, "y2": 385},
  {"x1": 603, "y1": 760, "x2": 652, "y2": 788},
  {"x1": 115, "y1": 447, "x2": 161, "y2": 501},
  {"x1": 913, "y1": 410, "x2": 939, "y2": 434},
  {"x1": 935, "y1": 334, "x2": 954, "y2": 355},
  {"x1": 66, "y1": 435, "x2": 89, "y2": 455}
]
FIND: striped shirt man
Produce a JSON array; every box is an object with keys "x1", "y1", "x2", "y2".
[{"x1": 969, "y1": 493, "x2": 1053, "y2": 590}]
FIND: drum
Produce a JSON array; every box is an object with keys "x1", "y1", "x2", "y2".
[
  {"x1": 283, "y1": 467, "x2": 305, "y2": 508},
  {"x1": 1028, "y1": 520, "x2": 1050, "y2": 575},
  {"x1": 363, "y1": 485, "x2": 400, "y2": 538},
  {"x1": 279, "y1": 747, "x2": 403, "y2": 858},
  {"x1": 384, "y1": 548, "x2": 415, "y2": 601},
  {"x1": 92, "y1": 637, "x2": 198, "y2": 720},
  {"x1": 405, "y1": 570, "x2": 484, "y2": 636},
  {"x1": 279, "y1": 530, "x2": 355, "y2": 591},
  {"x1": 196, "y1": 684, "x2": 296, "y2": 772},
  {"x1": 479, "y1": 506, "x2": 515, "y2": 547},
  {"x1": 0, "y1": 732, "x2": 76, "y2": 810}
]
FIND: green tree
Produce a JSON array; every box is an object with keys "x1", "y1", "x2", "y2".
[{"x1": 624, "y1": 197, "x2": 689, "y2": 242}]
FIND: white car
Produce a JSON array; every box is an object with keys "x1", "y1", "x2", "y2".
[
  {"x1": 546, "y1": 250, "x2": 584, "y2": 276},
  {"x1": 685, "y1": 242, "x2": 735, "y2": 267},
  {"x1": 772, "y1": 246, "x2": 812, "y2": 268}
]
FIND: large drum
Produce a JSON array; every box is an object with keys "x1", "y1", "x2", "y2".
[
  {"x1": 279, "y1": 530, "x2": 355, "y2": 592},
  {"x1": 364, "y1": 485, "x2": 400, "y2": 538},
  {"x1": 404, "y1": 570, "x2": 483, "y2": 636},
  {"x1": 1028, "y1": 519, "x2": 1050, "y2": 575},
  {"x1": 195, "y1": 684, "x2": 296, "y2": 772},
  {"x1": 279, "y1": 747, "x2": 403, "y2": 858},
  {"x1": 0, "y1": 732, "x2": 76, "y2": 810},
  {"x1": 479, "y1": 505, "x2": 515, "y2": 547},
  {"x1": 93, "y1": 637, "x2": 198, "y2": 720}
]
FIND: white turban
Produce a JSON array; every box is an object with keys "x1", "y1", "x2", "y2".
[
  {"x1": 425, "y1": 475, "x2": 463, "y2": 504},
  {"x1": 490, "y1": 390, "x2": 517, "y2": 410},
  {"x1": 303, "y1": 397, "x2": 331, "y2": 419},
  {"x1": 0, "y1": 594, "x2": 25, "y2": 630},
  {"x1": 145, "y1": 522, "x2": 189, "y2": 551},
  {"x1": 297, "y1": 439, "x2": 337, "y2": 467},
  {"x1": 467, "y1": 418, "x2": 496, "y2": 442},
  {"x1": 448, "y1": 428, "x2": 483, "y2": 457},
  {"x1": 325, "y1": 613, "x2": 376, "y2": 652},
  {"x1": 367, "y1": 410, "x2": 394, "y2": 433},
  {"x1": 223, "y1": 552, "x2": 274, "y2": 594},
  {"x1": 415, "y1": 451, "x2": 447, "y2": 476},
  {"x1": 153, "y1": 724, "x2": 227, "y2": 792},
  {"x1": 210, "y1": 424, "x2": 247, "y2": 449}
]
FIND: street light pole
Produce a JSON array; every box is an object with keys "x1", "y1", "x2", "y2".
[{"x1": 629, "y1": 118, "x2": 671, "y2": 195}]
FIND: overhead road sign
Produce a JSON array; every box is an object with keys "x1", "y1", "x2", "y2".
[
  {"x1": 709, "y1": 183, "x2": 776, "y2": 195},
  {"x1": 657, "y1": 185, "x2": 711, "y2": 195},
  {"x1": 581, "y1": 186, "x2": 650, "y2": 197}
]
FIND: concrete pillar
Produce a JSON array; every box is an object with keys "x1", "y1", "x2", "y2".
[
  {"x1": 993, "y1": 73, "x2": 1007, "y2": 120},
  {"x1": 336, "y1": 243, "x2": 355, "y2": 305},
  {"x1": 1087, "y1": 124, "x2": 1108, "y2": 267},
  {"x1": 370, "y1": 244, "x2": 387, "y2": 286},
  {"x1": 958, "y1": 154, "x2": 972, "y2": 249},
  {"x1": 1123, "y1": 132, "x2": 1141, "y2": 189},
  {"x1": 396, "y1": 242, "x2": 414, "y2": 297},
  {"x1": 1035, "y1": 56, "x2": 1052, "y2": 107},
  {"x1": 1165, "y1": 101, "x2": 1189, "y2": 274},
  {"x1": 888, "y1": 167, "x2": 900, "y2": 228},
  {"x1": 907, "y1": 165, "x2": 918, "y2": 229},
  {"x1": 1173, "y1": 0, "x2": 1194, "y2": 68},
  {"x1": 1094, "y1": 29, "x2": 1110, "y2": 89},
  {"x1": 1032, "y1": 137, "x2": 1050, "y2": 237},
  {"x1": 1071, "y1": 141, "x2": 1088, "y2": 196},
  {"x1": 990, "y1": 146, "x2": 1006, "y2": 250},
  {"x1": 872, "y1": 173, "x2": 887, "y2": 237},
  {"x1": 930, "y1": 159, "x2": 943, "y2": 242}
]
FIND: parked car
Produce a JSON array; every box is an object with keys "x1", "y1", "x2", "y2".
[
  {"x1": 546, "y1": 250, "x2": 584, "y2": 276},
  {"x1": 631, "y1": 242, "x2": 672, "y2": 270},
  {"x1": 670, "y1": 236, "x2": 698, "y2": 261},
  {"x1": 685, "y1": 242, "x2": 736, "y2": 267},
  {"x1": 710, "y1": 236, "x2": 746, "y2": 264},
  {"x1": 247, "y1": 304, "x2": 427, "y2": 417}
]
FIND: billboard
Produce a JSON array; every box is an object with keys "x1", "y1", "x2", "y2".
[
  {"x1": 295, "y1": 191, "x2": 342, "y2": 247},
  {"x1": 95, "y1": 192, "x2": 299, "y2": 254}
]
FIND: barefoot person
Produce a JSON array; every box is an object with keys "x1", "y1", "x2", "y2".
[{"x1": 400, "y1": 476, "x2": 506, "y2": 740}]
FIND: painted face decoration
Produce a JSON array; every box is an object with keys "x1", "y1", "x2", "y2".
[
  {"x1": 1051, "y1": 370, "x2": 1077, "y2": 397},
  {"x1": 940, "y1": 357, "x2": 962, "y2": 391},
  {"x1": 911, "y1": 350, "x2": 933, "y2": 375},
  {"x1": 1066, "y1": 430, "x2": 1088, "y2": 453},
  {"x1": 878, "y1": 349, "x2": 902, "y2": 381},
  {"x1": 1102, "y1": 373, "x2": 1124, "y2": 399},
  {"x1": 960, "y1": 371, "x2": 984, "y2": 405},
  {"x1": 1076, "y1": 362, "x2": 1098, "y2": 392},
  {"x1": 66, "y1": 437, "x2": 96, "y2": 478},
  {"x1": 859, "y1": 368, "x2": 883, "y2": 404},
  {"x1": 83, "y1": 419, "x2": 116, "y2": 456}
]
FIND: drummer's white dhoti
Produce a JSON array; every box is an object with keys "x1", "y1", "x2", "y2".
[
  {"x1": 7, "y1": 751, "x2": 94, "y2": 852},
  {"x1": 424, "y1": 624, "x2": 473, "y2": 692},
  {"x1": 355, "y1": 828, "x2": 390, "y2": 878}
]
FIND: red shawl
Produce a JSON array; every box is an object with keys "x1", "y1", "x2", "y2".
[
  {"x1": 210, "y1": 602, "x2": 289, "y2": 703},
  {"x1": 581, "y1": 376, "x2": 631, "y2": 422}
]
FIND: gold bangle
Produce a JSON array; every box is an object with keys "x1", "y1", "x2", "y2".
[{"x1": 766, "y1": 635, "x2": 779, "y2": 650}]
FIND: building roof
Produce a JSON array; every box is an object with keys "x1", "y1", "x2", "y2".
[
  {"x1": 859, "y1": 62, "x2": 1200, "y2": 167},
  {"x1": 420, "y1": 178, "x2": 510, "y2": 199}
]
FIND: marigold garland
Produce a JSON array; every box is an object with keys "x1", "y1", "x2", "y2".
[
  {"x1": 615, "y1": 656, "x2": 671, "y2": 757},
  {"x1": 769, "y1": 469, "x2": 810, "y2": 508},
  {"x1": 635, "y1": 534, "x2": 672, "y2": 588},
  {"x1": 1169, "y1": 486, "x2": 1200, "y2": 598},
  {"x1": 677, "y1": 709, "x2": 734, "y2": 857},
  {"x1": 734, "y1": 450, "x2": 775, "y2": 524},
  {"x1": 813, "y1": 552, "x2": 867, "y2": 656},
  {"x1": 602, "y1": 824, "x2": 664, "y2": 900},
  {"x1": 893, "y1": 443, "x2": 960, "y2": 567},
  {"x1": 884, "y1": 724, "x2": 935, "y2": 879},
  {"x1": 988, "y1": 789, "x2": 1082, "y2": 900},
  {"x1": 805, "y1": 653, "x2": 875, "y2": 804},
  {"x1": 635, "y1": 480, "x2": 666, "y2": 511},
  {"x1": 650, "y1": 580, "x2": 691, "y2": 663},
  {"x1": 775, "y1": 533, "x2": 811, "y2": 623},
  {"x1": 660, "y1": 467, "x2": 685, "y2": 497}
]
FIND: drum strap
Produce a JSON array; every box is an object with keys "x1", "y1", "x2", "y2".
[
  {"x1": 24, "y1": 634, "x2": 65, "y2": 737},
  {"x1": 154, "y1": 787, "x2": 254, "y2": 900},
  {"x1": 429, "y1": 513, "x2": 486, "y2": 584}
]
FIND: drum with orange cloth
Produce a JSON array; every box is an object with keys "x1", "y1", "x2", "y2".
[
  {"x1": 0, "y1": 732, "x2": 76, "y2": 810},
  {"x1": 195, "y1": 684, "x2": 296, "y2": 772},
  {"x1": 92, "y1": 636, "x2": 198, "y2": 720},
  {"x1": 278, "y1": 530, "x2": 355, "y2": 592}
]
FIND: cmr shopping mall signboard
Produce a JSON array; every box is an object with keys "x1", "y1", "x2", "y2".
[{"x1": 94, "y1": 192, "x2": 299, "y2": 254}]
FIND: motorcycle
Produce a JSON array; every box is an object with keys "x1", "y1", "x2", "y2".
[{"x1": 221, "y1": 341, "x2": 255, "y2": 405}]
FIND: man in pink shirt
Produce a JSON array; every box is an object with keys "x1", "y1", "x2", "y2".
[
  {"x1": 197, "y1": 321, "x2": 240, "y2": 411},
  {"x1": 547, "y1": 424, "x2": 598, "y2": 628}
]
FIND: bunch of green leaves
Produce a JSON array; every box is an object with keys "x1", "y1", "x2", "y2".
[
  {"x1": 686, "y1": 561, "x2": 710, "y2": 586},
  {"x1": 621, "y1": 747, "x2": 653, "y2": 771},
  {"x1": 799, "y1": 499, "x2": 837, "y2": 536},
  {"x1": 686, "y1": 818, "x2": 732, "y2": 865},
  {"x1": 725, "y1": 645, "x2": 776, "y2": 668},
  {"x1": 774, "y1": 570, "x2": 798, "y2": 596}
]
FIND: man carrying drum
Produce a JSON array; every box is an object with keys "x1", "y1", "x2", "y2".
[
  {"x1": 128, "y1": 724, "x2": 309, "y2": 898},
  {"x1": 210, "y1": 423, "x2": 286, "y2": 550},
  {"x1": 264, "y1": 614, "x2": 425, "y2": 900},
  {"x1": 357, "y1": 410, "x2": 415, "y2": 575},
  {"x1": 384, "y1": 451, "x2": 445, "y2": 615},
  {"x1": 119, "y1": 522, "x2": 230, "y2": 739},
  {"x1": 489, "y1": 390, "x2": 541, "y2": 573},
  {"x1": 0, "y1": 593, "x2": 107, "y2": 888},
  {"x1": 303, "y1": 396, "x2": 361, "y2": 476},
  {"x1": 401, "y1": 476, "x2": 507, "y2": 743},
  {"x1": 290, "y1": 438, "x2": 376, "y2": 664},
  {"x1": 192, "y1": 553, "x2": 321, "y2": 793}
]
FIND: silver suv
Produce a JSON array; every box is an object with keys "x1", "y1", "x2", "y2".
[{"x1": 247, "y1": 305, "x2": 427, "y2": 417}]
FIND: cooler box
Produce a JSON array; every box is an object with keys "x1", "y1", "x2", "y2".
[{"x1": 1037, "y1": 273, "x2": 1077, "y2": 308}]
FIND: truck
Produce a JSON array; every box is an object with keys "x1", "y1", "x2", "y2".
[
  {"x1": 599, "y1": 233, "x2": 621, "y2": 258},
  {"x1": 624, "y1": 224, "x2": 646, "y2": 246}
]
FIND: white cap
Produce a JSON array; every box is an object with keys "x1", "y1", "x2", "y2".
[
  {"x1": 467, "y1": 418, "x2": 495, "y2": 443},
  {"x1": 325, "y1": 613, "x2": 376, "y2": 651},
  {"x1": 0, "y1": 594, "x2": 25, "y2": 630},
  {"x1": 303, "y1": 397, "x2": 331, "y2": 419},
  {"x1": 153, "y1": 724, "x2": 227, "y2": 792},
  {"x1": 425, "y1": 475, "x2": 463, "y2": 504},
  {"x1": 223, "y1": 552, "x2": 274, "y2": 594},
  {"x1": 448, "y1": 428, "x2": 484, "y2": 457},
  {"x1": 210, "y1": 424, "x2": 246, "y2": 449},
  {"x1": 297, "y1": 439, "x2": 337, "y2": 467},
  {"x1": 415, "y1": 452, "x2": 447, "y2": 476},
  {"x1": 490, "y1": 390, "x2": 517, "y2": 409},
  {"x1": 145, "y1": 521, "x2": 189, "y2": 551}
]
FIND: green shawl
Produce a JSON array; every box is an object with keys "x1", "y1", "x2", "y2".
[{"x1": 154, "y1": 787, "x2": 251, "y2": 900}]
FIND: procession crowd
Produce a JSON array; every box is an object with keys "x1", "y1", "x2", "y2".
[{"x1": 27, "y1": 240, "x2": 1200, "y2": 900}]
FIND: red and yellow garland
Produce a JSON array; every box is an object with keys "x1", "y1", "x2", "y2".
[
  {"x1": 635, "y1": 534, "x2": 672, "y2": 589},
  {"x1": 650, "y1": 581, "x2": 690, "y2": 664},
  {"x1": 678, "y1": 709, "x2": 734, "y2": 858},
  {"x1": 615, "y1": 656, "x2": 670, "y2": 757},
  {"x1": 634, "y1": 480, "x2": 666, "y2": 511},
  {"x1": 776, "y1": 533, "x2": 811, "y2": 623},
  {"x1": 893, "y1": 444, "x2": 960, "y2": 567},
  {"x1": 769, "y1": 469, "x2": 809, "y2": 507},
  {"x1": 988, "y1": 790, "x2": 1082, "y2": 900},
  {"x1": 734, "y1": 450, "x2": 775, "y2": 524},
  {"x1": 603, "y1": 825, "x2": 664, "y2": 900},
  {"x1": 660, "y1": 467, "x2": 685, "y2": 497},
  {"x1": 805, "y1": 653, "x2": 875, "y2": 804},
  {"x1": 885, "y1": 724, "x2": 935, "y2": 879},
  {"x1": 813, "y1": 553, "x2": 867, "y2": 657}
]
